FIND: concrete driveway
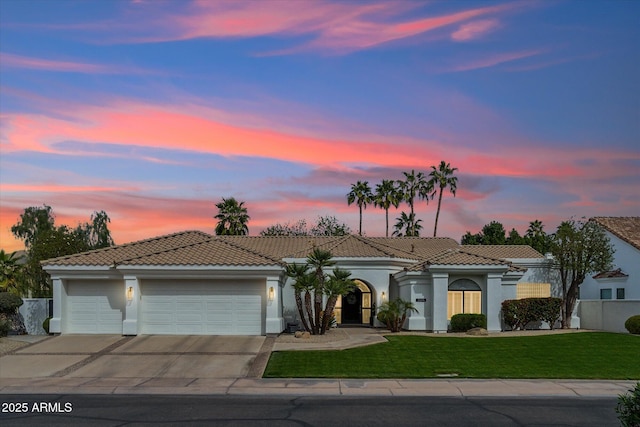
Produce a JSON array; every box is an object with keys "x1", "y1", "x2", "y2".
[{"x1": 0, "y1": 335, "x2": 267, "y2": 385}]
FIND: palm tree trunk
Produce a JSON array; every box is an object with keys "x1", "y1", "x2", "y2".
[
  {"x1": 409, "y1": 200, "x2": 414, "y2": 236},
  {"x1": 304, "y1": 291, "x2": 315, "y2": 334},
  {"x1": 359, "y1": 205, "x2": 363, "y2": 235},
  {"x1": 385, "y1": 208, "x2": 389, "y2": 237},
  {"x1": 313, "y1": 288, "x2": 322, "y2": 335},
  {"x1": 433, "y1": 188, "x2": 443, "y2": 237},
  {"x1": 294, "y1": 290, "x2": 311, "y2": 332},
  {"x1": 321, "y1": 296, "x2": 338, "y2": 334}
]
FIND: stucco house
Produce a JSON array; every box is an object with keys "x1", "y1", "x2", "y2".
[
  {"x1": 578, "y1": 217, "x2": 640, "y2": 301},
  {"x1": 42, "y1": 231, "x2": 548, "y2": 336}
]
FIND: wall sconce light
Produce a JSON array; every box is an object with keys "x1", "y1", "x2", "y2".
[
  {"x1": 126, "y1": 286, "x2": 134, "y2": 302},
  {"x1": 268, "y1": 286, "x2": 275, "y2": 302},
  {"x1": 381, "y1": 291, "x2": 386, "y2": 301}
]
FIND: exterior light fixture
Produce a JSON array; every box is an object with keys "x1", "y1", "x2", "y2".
[
  {"x1": 268, "y1": 286, "x2": 275, "y2": 302},
  {"x1": 381, "y1": 291, "x2": 386, "y2": 301},
  {"x1": 126, "y1": 286, "x2": 134, "y2": 302}
]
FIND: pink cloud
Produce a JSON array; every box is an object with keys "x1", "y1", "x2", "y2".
[
  {"x1": 3, "y1": 96, "x2": 638, "y2": 183},
  {"x1": 451, "y1": 19, "x2": 500, "y2": 41},
  {"x1": 86, "y1": 1, "x2": 521, "y2": 54},
  {"x1": 451, "y1": 49, "x2": 544, "y2": 72},
  {"x1": 0, "y1": 52, "x2": 151, "y2": 75}
]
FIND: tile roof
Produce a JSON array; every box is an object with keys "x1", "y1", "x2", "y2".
[
  {"x1": 407, "y1": 248, "x2": 510, "y2": 272},
  {"x1": 42, "y1": 230, "x2": 213, "y2": 267},
  {"x1": 42, "y1": 231, "x2": 533, "y2": 271},
  {"x1": 593, "y1": 268, "x2": 629, "y2": 279},
  {"x1": 118, "y1": 239, "x2": 284, "y2": 267},
  {"x1": 460, "y1": 245, "x2": 544, "y2": 259},
  {"x1": 591, "y1": 217, "x2": 640, "y2": 251}
]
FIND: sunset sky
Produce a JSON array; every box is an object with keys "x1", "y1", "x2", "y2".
[{"x1": 1, "y1": 0, "x2": 638, "y2": 252}]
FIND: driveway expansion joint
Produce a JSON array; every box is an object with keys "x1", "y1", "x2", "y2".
[{"x1": 50, "y1": 336, "x2": 135, "y2": 378}]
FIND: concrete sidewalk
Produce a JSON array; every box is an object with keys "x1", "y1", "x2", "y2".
[{"x1": 0, "y1": 377, "x2": 635, "y2": 397}]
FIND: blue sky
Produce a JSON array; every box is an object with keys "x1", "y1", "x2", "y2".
[{"x1": 1, "y1": 0, "x2": 638, "y2": 250}]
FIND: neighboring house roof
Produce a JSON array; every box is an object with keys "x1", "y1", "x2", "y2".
[
  {"x1": 593, "y1": 268, "x2": 629, "y2": 279},
  {"x1": 591, "y1": 217, "x2": 640, "y2": 251},
  {"x1": 42, "y1": 231, "x2": 536, "y2": 271}
]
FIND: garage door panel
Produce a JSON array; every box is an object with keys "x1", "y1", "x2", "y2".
[
  {"x1": 141, "y1": 281, "x2": 263, "y2": 335},
  {"x1": 66, "y1": 281, "x2": 124, "y2": 334}
]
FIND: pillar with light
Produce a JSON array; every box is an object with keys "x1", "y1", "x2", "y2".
[{"x1": 268, "y1": 286, "x2": 275, "y2": 302}]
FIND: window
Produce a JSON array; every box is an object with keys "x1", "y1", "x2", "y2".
[
  {"x1": 516, "y1": 283, "x2": 551, "y2": 299},
  {"x1": 600, "y1": 288, "x2": 612, "y2": 300},
  {"x1": 448, "y1": 279, "x2": 482, "y2": 320},
  {"x1": 617, "y1": 288, "x2": 625, "y2": 300}
]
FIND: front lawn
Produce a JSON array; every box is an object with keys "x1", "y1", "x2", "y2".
[{"x1": 264, "y1": 332, "x2": 640, "y2": 379}]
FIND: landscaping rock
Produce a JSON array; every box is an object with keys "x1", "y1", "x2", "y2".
[
  {"x1": 466, "y1": 327, "x2": 488, "y2": 336},
  {"x1": 295, "y1": 331, "x2": 311, "y2": 339}
]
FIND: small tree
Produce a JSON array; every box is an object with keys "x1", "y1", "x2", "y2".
[
  {"x1": 551, "y1": 219, "x2": 614, "y2": 328},
  {"x1": 376, "y1": 298, "x2": 418, "y2": 332},
  {"x1": 310, "y1": 216, "x2": 351, "y2": 236}
]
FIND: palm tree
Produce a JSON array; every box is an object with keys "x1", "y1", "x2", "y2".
[
  {"x1": 377, "y1": 297, "x2": 419, "y2": 332},
  {"x1": 307, "y1": 248, "x2": 335, "y2": 335},
  {"x1": 347, "y1": 181, "x2": 373, "y2": 236},
  {"x1": 214, "y1": 197, "x2": 250, "y2": 235},
  {"x1": 428, "y1": 160, "x2": 458, "y2": 237},
  {"x1": 393, "y1": 212, "x2": 423, "y2": 237},
  {"x1": 397, "y1": 170, "x2": 430, "y2": 237},
  {"x1": 0, "y1": 250, "x2": 25, "y2": 296},
  {"x1": 525, "y1": 219, "x2": 550, "y2": 254},
  {"x1": 374, "y1": 180, "x2": 400, "y2": 237},
  {"x1": 285, "y1": 263, "x2": 312, "y2": 333},
  {"x1": 321, "y1": 267, "x2": 355, "y2": 333}
]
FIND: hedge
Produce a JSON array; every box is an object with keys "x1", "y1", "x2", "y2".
[
  {"x1": 450, "y1": 313, "x2": 487, "y2": 332},
  {"x1": 0, "y1": 293, "x2": 23, "y2": 314},
  {"x1": 625, "y1": 315, "x2": 640, "y2": 335},
  {"x1": 501, "y1": 297, "x2": 562, "y2": 330}
]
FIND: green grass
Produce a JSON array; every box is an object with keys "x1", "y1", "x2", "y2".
[{"x1": 264, "y1": 332, "x2": 640, "y2": 379}]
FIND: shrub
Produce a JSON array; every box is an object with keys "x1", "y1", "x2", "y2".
[
  {"x1": 450, "y1": 313, "x2": 487, "y2": 332},
  {"x1": 616, "y1": 382, "x2": 640, "y2": 427},
  {"x1": 0, "y1": 318, "x2": 9, "y2": 337},
  {"x1": 377, "y1": 298, "x2": 418, "y2": 332},
  {"x1": 0, "y1": 292, "x2": 23, "y2": 314},
  {"x1": 43, "y1": 317, "x2": 51, "y2": 334},
  {"x1": 625, "y1": 315, "x2": 640, "y2": 335},
  {"x1": 501, "y1": 298, "x2": 562, "y2": 330}
]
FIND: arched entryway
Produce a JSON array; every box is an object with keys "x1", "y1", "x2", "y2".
[
  {"x1": 335, "y1": 280, "x2": 374, "y2": 326},
  {"x1": 447, "y1": 279, "x2": 482, "y2": 320}
]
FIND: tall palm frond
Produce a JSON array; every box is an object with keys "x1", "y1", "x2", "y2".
[
  {"x1": 347, "y1": 181, "x2": 373, "y2": 236},
  {"x1": 428, "y1": 161, "x2": 458, "y2": 237}
]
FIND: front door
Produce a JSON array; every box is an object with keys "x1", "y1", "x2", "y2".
[{"x1": 341, "y1": 288, "x2": 362, "y2": 324}]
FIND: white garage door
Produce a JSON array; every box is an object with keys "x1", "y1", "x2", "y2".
[
  {"x1": 66, "y1": 280, "x2": 124, "y2": 334},
  {"x1": 141, "y1": 280, "x2": 263, "y2": 335}
]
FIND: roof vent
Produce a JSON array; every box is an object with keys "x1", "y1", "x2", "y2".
[{"x1": 411, "y1": 244, "x2": 415, "y2": 253}]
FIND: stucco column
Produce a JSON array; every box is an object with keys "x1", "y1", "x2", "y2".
[
  {"x1": 486, "y1": 273, "x2": 503, "y2": 332},
  {"x1": 432, "y1": 273, "x2": 449, "y2": 332},
  {"x1": 265, "y1": 276, "x2": 284, "y2": 334},
  {"x1": 50, "y1": 277, "x2": 64, "y2": 334},
  {"x1": 397, "y1": 274, "x2": 429, "y2": 331},
  {"x1": 123, "y1": 276, "x2": 140, "y2": 335}
]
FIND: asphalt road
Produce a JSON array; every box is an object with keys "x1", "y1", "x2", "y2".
[{"x1": 0, "y1": 395, "x2": 620, "y2": 426}]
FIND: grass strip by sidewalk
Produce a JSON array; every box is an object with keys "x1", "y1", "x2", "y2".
[{"x1": 264, "y1": 332, "x2": 640, "y2": 379}]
